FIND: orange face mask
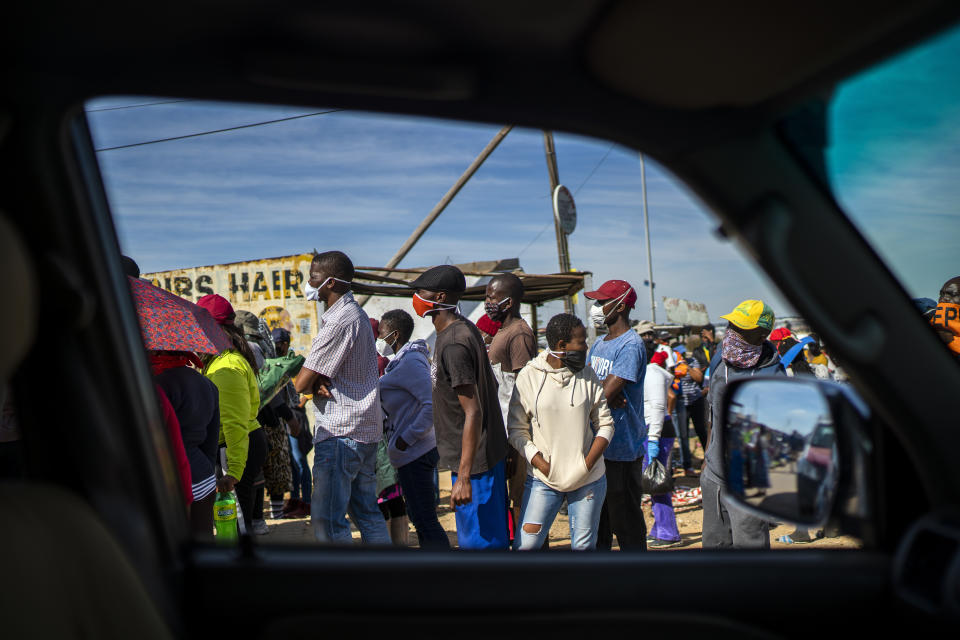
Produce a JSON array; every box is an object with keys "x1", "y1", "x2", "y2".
[
  {"x1": 412, "y1": 293, "x2": 458, "y2": 318},
  {"x1": 931, "y1": 302, "x2": 960, "y2": 354}
]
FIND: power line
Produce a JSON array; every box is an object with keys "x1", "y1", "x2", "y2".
[
  {"x1": 85, "y1": 99, "x2": 194, "y2": 113},
  {"x1": 94, "y1": 109, "x2": 344, "y2": 152},
  {"x1": 572, "y1": 142, "x2": 615, "y2": 197},
  {"x1": 517, "y1": 142, "x2": 617, "y2": 257}
]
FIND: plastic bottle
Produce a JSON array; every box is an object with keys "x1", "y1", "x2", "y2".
[{"x1": 213, "y1": 491, "x2": 239, "y2": 543}]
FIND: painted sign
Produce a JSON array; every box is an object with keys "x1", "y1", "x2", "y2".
[
  {"x1": 143, "y1": 255, "x2": 535, "y2": 358},
  {"x1": 662, "y1": 297, "x2": 710, "y2": 326},
  {"x1": 143, "y1": 254, "x2": 318, "y2": 357}
]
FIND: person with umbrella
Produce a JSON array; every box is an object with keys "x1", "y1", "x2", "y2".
[
  {"x1": 129, "y1": 277, "x2": 235, "y2": 536},
  {"x1": 195, "y1": 294, "x2": 266, "y2": 536}
]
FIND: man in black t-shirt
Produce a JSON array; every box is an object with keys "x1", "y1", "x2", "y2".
[{"x1": 409, "y1": 265, "x2": 509, "y2": 549}]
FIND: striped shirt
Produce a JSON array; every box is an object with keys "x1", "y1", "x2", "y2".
[
  {"x1": 303, "y1": 292, "x2": 383, "y2": 444},
  {"x1": 680, "y1": 358, "x2": 702, "y2": 406}
]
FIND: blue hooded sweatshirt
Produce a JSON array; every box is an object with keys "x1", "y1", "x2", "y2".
[{"x1": 379, "y1": 340, "x2": 436, "y2": 468}]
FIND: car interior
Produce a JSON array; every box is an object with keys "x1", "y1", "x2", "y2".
[{"x1": 4, "y1": 1, "x2": 960, "y2": 637}]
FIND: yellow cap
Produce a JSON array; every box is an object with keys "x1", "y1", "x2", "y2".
[{"x1": 720, "y1": 299, "x2": 775, "y2": 331}]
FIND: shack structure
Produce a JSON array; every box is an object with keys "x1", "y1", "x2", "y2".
[{"x1": 143, "y1": 255, "x2": 587, "y2": 356}]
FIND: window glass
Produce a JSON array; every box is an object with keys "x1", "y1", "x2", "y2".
[
  {"x1": 87, "y1": 98, "x2": 858, "y2": 550},
  {"x1": 826, "y1": 24, "x2": 960, "y2": 305}
]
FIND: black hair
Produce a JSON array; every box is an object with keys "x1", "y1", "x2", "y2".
[
  {"x1": 221, "y1": 323, "x2": 260, "y2": 376},
  {"x1": 381, "y1": 309, "x2": 414, "y2": 344},
  {"x1": 121, "y1": 255, "x2": 140, "y2": 278},
  {"x1": 312, "y1": 250, "x2": 354, "y2": 282},
  {"x1": 776, "y1": 337, "x2": 813, "y2": 376},
  {"x1": 702, "y1": 323, "x2": 715, "y2": 332},
  {"x1": 489, "y1": 273, "x2": 524, "y2": 316},
  {"x1": 546, "y1": 313, "x2": 583, "y2": 350}
]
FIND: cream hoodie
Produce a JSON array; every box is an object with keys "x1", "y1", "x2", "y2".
[{"x1": 507, "y1": 351, "x2": 615, "y2": 493}]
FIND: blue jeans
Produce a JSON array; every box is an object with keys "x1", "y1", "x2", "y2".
[
  {"x1": 518, "y1": 474, "x2": 607, "y2": 551},
  {"x1": 311, "y1": 437, "x2": 391, "y2": 545},
  {"x1": 288, "y1": 434, "x2": 312, "y2": 504},
  {"x1": 396, "y1": 448, "x2": 450, "y2": 549}
]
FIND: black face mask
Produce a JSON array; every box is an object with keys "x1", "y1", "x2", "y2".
[
  {"x1": 560, "y1": 349, "x2": 588, "y2": 373},
  {"x1": 484, "y1": 297, "x2": 511, "y2": 322}
]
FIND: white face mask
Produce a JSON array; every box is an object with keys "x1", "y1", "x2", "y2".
[
  {"x1": 376, "y1": 330, "x2": 398, "y2": 357},
  {"x1": 590, "y1": 289, "x2": 632, "y2": 328},
  {"x1": 303, "y1": 276, "x2": 351, "y2": 302}
]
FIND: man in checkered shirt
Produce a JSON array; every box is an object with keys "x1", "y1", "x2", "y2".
[{"x1": 294, "y1": 251, "x2": 390, "y2": 545}]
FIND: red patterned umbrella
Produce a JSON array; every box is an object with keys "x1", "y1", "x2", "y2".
[{"x1": 129, "y1": 276, "x2": 232, "y2": 354}]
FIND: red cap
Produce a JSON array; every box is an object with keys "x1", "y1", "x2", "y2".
[
  {"x1": 769, "y1": 327, "x2": 792, "y2": 341},
  {"x1": 584, "y1": 279, "x2": 637, "y2": 309},
  {"x1": 196, "y1": 294, "x2": 235, "y2": 325},
  {"x1": 650, "y1": 350, "x2": 669, "y2": 367},
  {"x1": 476, "y1": 314, "x2": 501, "y2": 336}
]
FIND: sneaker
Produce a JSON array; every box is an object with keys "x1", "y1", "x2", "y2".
[
  {"x1": 251, "y1": 519, "x2": 270, "y2": 535},
  {"x1": 648, "y1": 538, "x2": 681, "y2": 549}
]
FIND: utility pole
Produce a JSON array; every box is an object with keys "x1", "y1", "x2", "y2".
[
  {"x1": 356, "y1": 125, "x2": 513, "y2": 306},
  {"x1": 640, "y1": 152, "x2": 656, "y2": 323},
  {"x1": 543, "y1": 131, "x2": 573, "y2": 314}
]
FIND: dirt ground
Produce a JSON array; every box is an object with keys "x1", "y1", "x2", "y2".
[{"x1": 257, "y1": 439, "x2": 860, "y2": 551}]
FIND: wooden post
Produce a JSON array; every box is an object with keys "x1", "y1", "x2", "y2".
[
  {"x1": 542, "y1": 131, "x2": 572, "y2": 314},
  {"x1": 356, "y1": 125, "x2": 514, "y2": 306},
  {"x1": 530, "y1": 303, "x2": 539, "y2": 347}
]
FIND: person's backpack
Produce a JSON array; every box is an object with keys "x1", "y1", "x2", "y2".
[{"x1": 257, "y1": 353, "x2": 305, "y2": 409}]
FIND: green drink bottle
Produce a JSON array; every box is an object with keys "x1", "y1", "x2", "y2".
[{"x1": 213, "y1": 491, "x2": 239, "y2": 543}]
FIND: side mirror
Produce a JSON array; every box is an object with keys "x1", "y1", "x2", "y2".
[{"x1": 720, "y1": 377, "x2": 873, "y2": 529}]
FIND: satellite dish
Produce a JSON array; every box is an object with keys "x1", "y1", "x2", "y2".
[{"x1": 552, "y1": 185, "x2": 577, "y2": 235}]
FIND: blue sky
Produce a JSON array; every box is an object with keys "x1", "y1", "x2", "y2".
[
  {"x1": 86, "y1": 26, "x2": 960, "y2": 326},
  {"x1": 827, "y1": 23, "x2": 960, "y2": 299},
  {"x1": 87, "y1": 103, "x2": 791, "y2": 325}
]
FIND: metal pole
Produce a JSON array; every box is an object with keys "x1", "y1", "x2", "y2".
[
  {"x1": 543, "y1": 131, "x2": 572, "y2": 314},
  {"x1": 356, "y1": 125, "x2": 513, "y2": 306},
  {"x1": 640, "y1": 152, "x2": 656, "y2": 323}
]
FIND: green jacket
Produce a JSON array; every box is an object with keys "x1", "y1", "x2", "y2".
[{"x1": 204, "y1": 350, "x2": 261, "y2": 480}]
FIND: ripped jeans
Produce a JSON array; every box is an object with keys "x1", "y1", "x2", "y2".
[{"x1": 517, "y1": 474, "x2": 607, "y2": 551}]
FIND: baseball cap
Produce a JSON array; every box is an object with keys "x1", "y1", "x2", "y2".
[
  {"x1": 584, "y1": 279, "x2": 637, "y2": 309},
  {"x1": 196, "y1": 294, "x2": 235, "y2": 326},
  {"x1": 635, "y1": 320, "x2": 656, "y2": 335},
  {"x1": 234, "y1": 310, "x2": 260, "y2": 337},
  {"x1": 271, "y1": 327, "x2": 291, "y2": 344},
  {"x1": 721, "y1": 299, "x2": 775, "y2": 331},
  {"x1": 408, "y1": 265, "x2": 466, "y2": 293},
  {"x1": 475, "y1": 314, "x2": 501, "y2": 336}
]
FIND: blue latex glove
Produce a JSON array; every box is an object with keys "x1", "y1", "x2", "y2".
[{"x1": 647, "y1": 439, "x2": 660, "y2": 461}]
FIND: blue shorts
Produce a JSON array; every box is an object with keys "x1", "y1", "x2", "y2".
[{"x1": 450, "y1": 459, "x2": 509, "y2": 550}]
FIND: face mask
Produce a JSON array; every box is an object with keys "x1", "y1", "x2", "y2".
[
  {"x1": 484, "y1": 297, "x2": 511, "y2": 321},
  {"x1": 303, "y1": 276, "x2": 351, "y2": 302},
  {"x1": 547, "y1": 348, "x2": 587, "y2": 373},
  {"x1": 376, "y1": 331, "x2": 398, "y2": 357},
  {"x1": 413, "y1": 293, "x2": 459, "y2": 318},
  {"x1": 589, "y1": 289, "x2": 632, "y2": 328},
  {"x1": 721, "y1": 330, "x2": 763, "y2": 368}
]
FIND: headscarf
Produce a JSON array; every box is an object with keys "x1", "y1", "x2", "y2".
[
  {"x1": 149, "y1": 352, "x2": 204, "y2": 375},
  {"x1": 721, "y1": 329, "x2": 763, "y2": 368}
]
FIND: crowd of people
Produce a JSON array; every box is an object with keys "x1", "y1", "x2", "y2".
[{"x1": 124, "y1": 250, "x2": 960, "y2": 551}]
